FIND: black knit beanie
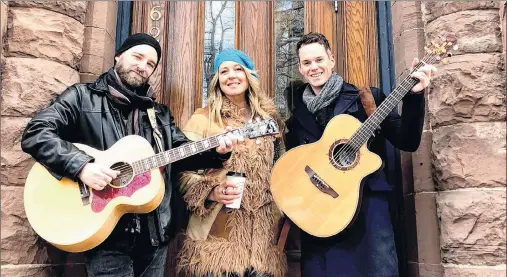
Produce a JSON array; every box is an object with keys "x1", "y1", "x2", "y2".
[{"x1": 115, "y1": 33, "x2": 162, "y2": 65}]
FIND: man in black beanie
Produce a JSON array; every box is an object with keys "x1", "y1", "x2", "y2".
[{"x1": 21, "y1": 33, "x2": 242, "y2": 276}]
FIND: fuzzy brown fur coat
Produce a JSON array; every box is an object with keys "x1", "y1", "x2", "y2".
[{"x1": 176, "y1": 100, "x2": 287, "y2": 277}]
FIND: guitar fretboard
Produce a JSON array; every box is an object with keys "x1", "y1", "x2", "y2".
[
  {"x1": 347, "y1": 54, "x2": 436, "y2": 150},
  {"x1": 131, "y1": 134, "x2": 224, "y2": 175}
]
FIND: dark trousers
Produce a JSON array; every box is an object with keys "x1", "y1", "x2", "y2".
[
  {"x1": 84, "y1": 220, "x2": 168, "y2": 277},
  {"x1": 300, "y1": 192, "x2": 399, "y2": 277}
]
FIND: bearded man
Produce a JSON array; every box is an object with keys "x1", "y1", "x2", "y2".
[{"x1": 21, "y1": 33, "x2": 241, "y2": 277}]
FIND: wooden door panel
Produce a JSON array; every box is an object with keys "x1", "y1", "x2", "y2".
[
  {"x1": 131, "y1": 2, "x2": 168, "y2": 103},
  {"x1": 164, "y1": 1, "x2": 204, "y2": 127},
  {"x1": 237, "y1": 1, "x2": 274, "y2": 97},
  {"x1": 305, "y1": 1, "x2": 338, "y2": 60},
  {"x1": 132, "y1": 2, "x2": 204, "y2": 128},
  {"x1": 337, "y1": 2, "x2": 379, "y2": 88}
]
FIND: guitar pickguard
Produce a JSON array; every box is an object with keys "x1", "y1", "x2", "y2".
[{"x1": 91, "y1": 172, "x2": 152, "y2": 213}]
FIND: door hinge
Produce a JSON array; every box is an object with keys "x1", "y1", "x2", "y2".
[{"x1": 334, "y1": 1, "x2": 339, "y2": 13}]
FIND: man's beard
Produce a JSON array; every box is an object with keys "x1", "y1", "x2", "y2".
[{"x1": 115, "y1": 63, "x2": 149, "y2": 88}]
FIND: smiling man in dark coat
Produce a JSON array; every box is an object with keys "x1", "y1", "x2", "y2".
[{"x1": 284, "y1": 32, "x2": 436, "y2": 277}]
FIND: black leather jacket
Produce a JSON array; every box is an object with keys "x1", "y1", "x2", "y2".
[{"x1": 21, "y1": 72, "x2": 227, "y2": 246}]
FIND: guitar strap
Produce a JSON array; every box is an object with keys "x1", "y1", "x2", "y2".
[
  {"x1": 147, "y1": 108, "x2": 164, "y2": 153},
  {"x1": 358, "y1": 87, "x2": 377, "y2": 117},
  {"x1": 277, "y1": 217, "x2": 291, "y2": 251},
  {"x1": 274, "y1": 137, "x2": 291, "y2": 251},
  {"x1": 144, "y1": 108, "x2": 165, "y2": 240}
]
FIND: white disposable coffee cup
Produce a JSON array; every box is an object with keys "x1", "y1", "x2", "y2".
[{"x1": 225, "y1": 171, "x2": 246, "y2": 209}]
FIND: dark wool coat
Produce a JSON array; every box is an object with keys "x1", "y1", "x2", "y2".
[{"x1": 285, "y1": 82, "x2": 425, "y2": 277}]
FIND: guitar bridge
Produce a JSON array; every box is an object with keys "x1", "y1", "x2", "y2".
[
  {"x1": 304, "y1": 166, "x2": 339, "y2": 198},
  {"x1": 78, "y1": 180, "x2": 90, "y2": 206}
]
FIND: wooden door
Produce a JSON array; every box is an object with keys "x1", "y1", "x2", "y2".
[
  {"x1": 129, "y1": 1, "x2": 379, "y2": 122},
  {"x1": 130, "y1": 1, "x2": 335, "y2": 126},
  {"x1": 130, "y1": 2, "x2": 379, "y2": 277}
]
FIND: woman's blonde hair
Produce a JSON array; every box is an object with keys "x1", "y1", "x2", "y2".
[{"x1": 207, "y1": 65, "x2": 284, "y2": 135}]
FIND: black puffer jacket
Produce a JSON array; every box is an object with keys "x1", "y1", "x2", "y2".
[{"x1": 21, "y1": 72, "x2": 227, "y2": 245}]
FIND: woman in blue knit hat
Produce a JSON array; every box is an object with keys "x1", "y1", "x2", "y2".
[{"x1": 176, "y1": 49, "x2": 287, "y2": 277}]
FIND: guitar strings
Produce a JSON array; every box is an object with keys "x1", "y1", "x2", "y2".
[
  {"x1": 96, "y1": 121, "x2": 275, "y2": 175},
  {"x1": 103, "y1": 135, "x2": 225, "y2": 174},
  {"x1": 332, "y1": 53, "x2": 440, "y2": 165},
  {"x1": 333, "y1": 59, "x2": 430, "y2": 164},
  {"x1": 333, "y1": 54, "x2": 438, "y2": 163}
]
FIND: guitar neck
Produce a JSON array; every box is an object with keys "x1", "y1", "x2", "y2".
[
  {"x1": 132, "y1": 134, "x2": 224, "y2": 175},
  {"x1": 349, "y1": 56, "x2": 433, "y2": 149}
]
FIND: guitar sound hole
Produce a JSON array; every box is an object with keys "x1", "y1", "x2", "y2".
[
  {"x1": 110, "y1": 162, "x2": 133, "y2": 188},
  {"x1": 330, "y1": 143, "x2": 359, "y2": 168}
]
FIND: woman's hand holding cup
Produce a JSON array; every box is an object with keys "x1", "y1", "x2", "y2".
[{"x1": 208, "y1": 181, "x2": 241, "y2": 205}]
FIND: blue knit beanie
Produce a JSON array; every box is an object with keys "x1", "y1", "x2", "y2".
[{"x1": 213, "y1": 49, "x2": 258, "y2": 78}]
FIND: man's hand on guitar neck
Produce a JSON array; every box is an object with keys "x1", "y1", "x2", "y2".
[
  {"x1": 216, "y1": 126, "x2": 244, "y2": 155},
  {"x1": 78, "y1": 163, "x2": 120, "y2": 191},
  {"x1": 410, "y1": 57, "x2": 437, "y2": 94}
]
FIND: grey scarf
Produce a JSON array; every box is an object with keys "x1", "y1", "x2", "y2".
[{"x1": 302, "y1": 72, "x2": 344, "y2": 113}]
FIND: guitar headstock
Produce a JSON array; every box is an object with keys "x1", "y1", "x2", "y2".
[
  {"x1": 236, "y1": 118, "x2": 280, "y2": 139},
  {"x1": 424, "y1": 34, "x2": 458, "y2": 63}
]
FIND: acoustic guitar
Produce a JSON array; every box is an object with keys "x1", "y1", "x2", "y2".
[
  {"x1": 270, "y1": 35, "x2": 457, "y2": 237},
  {"x1": 24, "y1": 118, "x2": 279, "y2": 252}
]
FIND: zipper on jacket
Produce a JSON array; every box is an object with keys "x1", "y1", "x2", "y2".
[{"x1": 109, "y1": 104, "x2": 126, "y2": 138}]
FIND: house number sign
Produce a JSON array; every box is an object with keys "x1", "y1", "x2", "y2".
[{"x1": 149, "y1": 5, "x2": 162, "y2": 41}]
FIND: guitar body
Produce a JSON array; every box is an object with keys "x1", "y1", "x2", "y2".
[
  {"x1": 270, "y1": 114, "x2": 382, "y2": 237},
  {"x1": 271, "y1": 35, "x2": 459, "y2": 238},
  {"x1": 23, "y1": 135, "x2": 165, "y2": 252}
]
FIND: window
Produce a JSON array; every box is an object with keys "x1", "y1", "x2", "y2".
[
  {"x1": 202, "y1": 1, "x2": 235, "y2": 106},
  {"x1": 274, "y1": 1, "x2": 304, "y2": 119}
]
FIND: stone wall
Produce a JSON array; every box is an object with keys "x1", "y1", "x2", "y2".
[
  {"x1": 502, "y1": 3, "x2": 506, "y2": 67},
  {"x1": 1, "y1": 1, "x2": 7, "y2": 41},
  {"x1": 422, "y1": 1, "x2": 506, "y2": 277},
  {"x1": 391, "y1": 2, "x2": 444, "y2": 276},
  {"x1": 81, "y1": 1, "x2": 117, "y2": 83},
  {"x1": 392, "y1": 1, "x2": 506, "y2": 277},
  {"x1": 1, "y1": 1, "x2": 117, "y2": 276},
  {"x1": 1, "y1": 3, "x2": 86, "y2": 275}
]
